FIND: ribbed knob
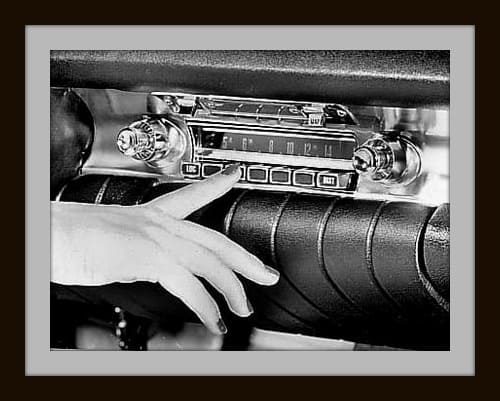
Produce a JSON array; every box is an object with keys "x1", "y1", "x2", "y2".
[
  {"x1": 353, "y1": 134, "x2": 421, "y2": 186},
  {"x1": 116, "y1": 118, "x2": 187, "y2": 168}
]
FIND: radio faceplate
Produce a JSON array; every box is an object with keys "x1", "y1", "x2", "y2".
[
  {"x1": 183, "y1": 120, "x2": 359, "y2": 192},
  {"x1": 80, "y1": 90, "x2": 449, "y2": 205}
]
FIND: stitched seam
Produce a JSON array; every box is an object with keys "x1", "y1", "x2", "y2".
[
  {"x1": 365, "y1": 201, "x2": 403, "y2": 311},
  {"x1": 271, "y1": 194, "x2": 334, "y2": 321},
  {"x1": 223, "y1": 190, "x2": 248, "y2": 237},
  {"x1": 270, "y1": 193, "x2": 292, "y2": 267},
  {"x1": 317, "y1": 198, "x2": 367, "y2": 315},
  {"x1": 416, "y1": 211, "x2": 450, "y2": 312}
]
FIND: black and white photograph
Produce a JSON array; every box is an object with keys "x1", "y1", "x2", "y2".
[
  {"x1": 49, "y1": 49, "x2": 451, "y2": 352},
  {"x1": 23, "y1": 25, "x2": 476, "y2": 375}
]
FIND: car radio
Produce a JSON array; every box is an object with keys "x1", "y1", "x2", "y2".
[{"x1": 82, "y1": 91, "x2": 449, "y2": 205}]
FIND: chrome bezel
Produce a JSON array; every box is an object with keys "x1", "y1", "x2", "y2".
[
  {"x1": 292, "y1": 169, "x2": 316, "y2": 188},
  {"x1": 317, "y1": 171, "x2": 340, "y2": 189},
  {"x1": 246, "y1": 165, "x2": 270, "y2": 183},
  {"x1": 269, "y1": 167, "x2": 292, "y2": 185},
  {"x1": 201, "y1": 162, "x2": 224, "y2": 178}
]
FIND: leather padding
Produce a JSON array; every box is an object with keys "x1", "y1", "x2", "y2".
[
  {"x1": 225, "y1": 191, "x2": 342, "y2": 337},
  {"x1": 59, "y1": 174, "x2": 158, "y2": 205},
  {"x1": 50, "y1": 50, "x2": 449, "y2": 108},
  {"x1": 274, "y1": 194, "x2": 365, "y2": 322},
  {"x1": 323, "y1": 198, "x2": 401, "y2": 316},
  {"x1": 372, "y1": 202, "x2": 449, "y2": 315},
  {"x1": 54, "y1": 175, "x2": 450, "y2": 348},
  {"x1": 423, "y1": 204, "x2": 450, "y2": 301}
]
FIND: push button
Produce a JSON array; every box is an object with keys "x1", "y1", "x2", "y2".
[
  {"x1": 247, "y1": 165, "x2": 269, "y2": 183},
  {"x1": 181, "y1": 162, "x2": 201, "y2": 178},
  {"x1": 337, "y1": 172, "x2": 355, "y2": 189},
  {"x1": 317, "y1": 172, "x2": 339, "y2": 189},
  {"x1": 270, "y1": 168, "x2": 291, "y2": 185},
  {"x1": 239, "y1": 165, "x2": 247, "y2": 181},
  {"x1": 202, "y1": 163, "x2": 224, "y2": 177},
  {"x1": 293, "y1": 169, "x2": 316, "y2": 187}
]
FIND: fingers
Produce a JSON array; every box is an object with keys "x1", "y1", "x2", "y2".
[
  {"x1": 166, "y1": 216, "x2": 280, "y2": 286},
  {"x1": 158, "y1": 268, "x2": 227, "y2": 335},
  {"x1": 193, "y1": 263, "x2": 253, "y2": 318},
  {"x1": 154, "y1": 225, "x2": 253, "y2": 317},
  {"x1": 147, "y1": 164, "x2": 241, "y2": 219},
  {"x1": 178, "y1": 242, "x2": 253, "y2": 317}
]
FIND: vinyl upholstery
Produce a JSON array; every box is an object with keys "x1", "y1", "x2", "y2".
[{"x1": 55, "y1": 175, "x2": 450, "y2": 349}]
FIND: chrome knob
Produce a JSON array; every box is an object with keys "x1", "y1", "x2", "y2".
[
  {"x1": 353, "y1": 134, "x2": 421, "y2": 186},
  {"x1": 117, "y1": 117, "x2": 187, "y2": 168}
]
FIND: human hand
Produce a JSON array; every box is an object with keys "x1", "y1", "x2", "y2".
[{"x1": 51, "y1": 164, "x2": 280, "y2": 334}]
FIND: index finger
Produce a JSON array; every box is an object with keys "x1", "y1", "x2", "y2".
[{"x1": 146, "y1": 163, "x2": 241, "y2": 219}]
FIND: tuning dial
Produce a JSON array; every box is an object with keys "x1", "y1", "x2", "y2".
[
  {"x1": 117, "y1": 117, "x2": 187, "y2": 168},
  {"x1": 352, "y1": 133, "x2": 421, "y2": 186}
]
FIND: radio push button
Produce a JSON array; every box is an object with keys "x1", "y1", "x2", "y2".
[
  {"x1": 270, "y1": 168, "x2": 292, "y2": 185},
  {"x1": 202, "y1": 163, "x2": 224, "y2": 177},
  {"x1": 337, "y1": 172, "x2": 355, "y2": 188},
  {"x1": 247, "y1": 165, "x2": 269, "y2": 183},
  {"x1": 239, "y1": 165, "x2": 247, "y2": 181},
  {"x1": 293, "y1": 169, "x2": 316, "y2": 187},
  {"x1": 317, "y1": 172, "x2": 339, "y2": 189},
  {"x1": 181, "y1": 162, "x2": 201, "y2": 178}
]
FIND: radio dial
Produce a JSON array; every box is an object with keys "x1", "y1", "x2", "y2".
[
  {"x1": 353, "y1": 134, "x2": 421, "y2": 186},
  {"x1": 117, "y1": 117, "x2": 187, "y2": 168}
]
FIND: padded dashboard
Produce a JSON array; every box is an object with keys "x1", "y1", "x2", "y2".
[
  {"x1": 51, "y1": 50, "x2": 449, "y2": 108},
  {"x1": 54, "y1": 174, "x2": 450, "y2": 349}
]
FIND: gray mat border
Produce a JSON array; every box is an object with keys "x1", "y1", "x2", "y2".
[{"x1": 26, "y1": 25, "x2": 474, "y2": 375}]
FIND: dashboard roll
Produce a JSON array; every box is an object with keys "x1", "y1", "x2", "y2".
[{"x1": 55, "y1": 174, "x2": 450, "y2": 349}]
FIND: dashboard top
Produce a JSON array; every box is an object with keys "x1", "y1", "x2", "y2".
[{"x1": 50, "y1": 50, "x2": 449, "y2": 108}]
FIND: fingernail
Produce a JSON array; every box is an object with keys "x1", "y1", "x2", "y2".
[
  {"x1": 246, "y1": 299, "x2": 254, "y2": 314},
  {"x1": 221, "y1": 163, "x2": 240, "y2": 176},
  {"x1": 217, "y1": 318, "x2": 228, "y2": 334},
  {"x1": 265, "y1": 265, "x2": 280, "y2": 279}
]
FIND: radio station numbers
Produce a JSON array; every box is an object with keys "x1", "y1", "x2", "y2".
[
  {"x1": 221, "y1": 135, "x2": 230, "y2": 149},
  {"x1": 304, "y1": 142, "x2": 312, "y2": 156},
  {"x1": 200, "y1": 129, "x2": 355, "y2": 159}
]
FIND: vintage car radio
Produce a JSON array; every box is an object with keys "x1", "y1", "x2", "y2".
[{"x1": 83, "y1": 91, "x2": 449, "y2": 205}]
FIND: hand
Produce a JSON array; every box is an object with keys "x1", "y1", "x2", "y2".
[{"x1": 51, "y1": 164, "x2": 280, "y2": 335}]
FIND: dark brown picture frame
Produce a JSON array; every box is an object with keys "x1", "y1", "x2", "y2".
[{"x1": 8, "y1": 6, "x2": 489, "y2": 393}]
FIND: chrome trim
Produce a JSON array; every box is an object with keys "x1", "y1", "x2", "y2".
[
  {"x1": 317, "y1": 171, "x2": 340, "y2": 189},
  {"x1": 201, "y1": 163, "x2": 224, "y2": 178},
  {"x1": 223, "y1": 190, "x2": 248, "y2": 236},
  {"x1": 54, "y1": 181, "x2": 71, "y2": 202},
  {"x1": 196, "y1": 125, "x2": 357, "y2": 140},
  {"x1": 292, "y1": 169, "x2": 316, "y2": 188},
  {"x1": 82, "y1": 89, "x2": 448, "y2": 205},
  {"x1": 181, "y1": 161, "x2": 201, "y2": 178},
  {"x1": 189, "y1": 120, "x2": 357, "y2": 137},
  {"x1": 246, "y1": 165, "x2": 270, "y2": 183},
  {"x1": 269, "y1": 167, "x2": 292, "y2": 185},
  {"x1": 239, "y1": 165, "x2": 247, "y2": 181},
  {"x1": 94, "y1": 177, "x2": 111, "y2": 204}
]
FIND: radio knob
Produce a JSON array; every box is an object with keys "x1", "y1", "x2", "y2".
[
  {"x1": 352, "y1": 134, "x2": 421, "y2": 186},
  {"x1": 117, "y1": 117, "x2": 187, "y2": 168}
]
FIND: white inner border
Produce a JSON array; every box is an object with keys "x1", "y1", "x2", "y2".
[{"x1": 26, "y1": 25, "x2": 474, "y2": 375}]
